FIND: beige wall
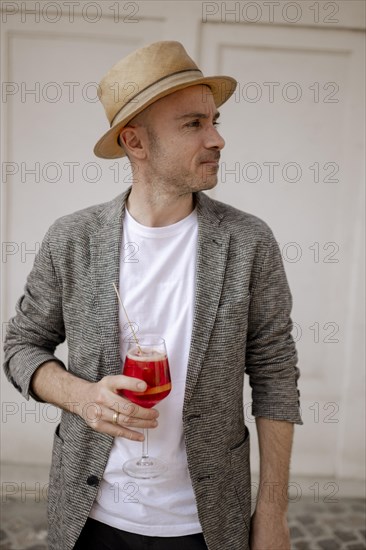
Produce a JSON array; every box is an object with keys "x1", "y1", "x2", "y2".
[{"x1": 1, "y1": 0, "x2": 365, "y2": 496}]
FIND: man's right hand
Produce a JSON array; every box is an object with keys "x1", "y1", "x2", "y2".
[
  {"x1": 75, "y1": 374, "x2": 159, "y2": 441},
  {"x1": 30, "y1": 362, "x2": 159, "y2": 442}
]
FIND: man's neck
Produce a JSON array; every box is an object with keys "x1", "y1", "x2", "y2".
[{"x1": 126, "y1": 185, "x2": 195, "y2": 227}]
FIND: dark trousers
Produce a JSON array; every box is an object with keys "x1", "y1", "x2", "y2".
[{"x1": 74, "y1": 518, "x2": 208, "y2": 550}]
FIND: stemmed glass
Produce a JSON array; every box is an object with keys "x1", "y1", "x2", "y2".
[{"x1": 119, "y1": 334, "x2": 172, "y2": 479}]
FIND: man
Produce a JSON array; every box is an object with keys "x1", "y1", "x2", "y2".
[{"x1": 4, "y1": 41, "x2": 302, "y2": 549}]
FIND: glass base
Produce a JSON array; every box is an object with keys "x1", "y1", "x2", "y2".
[{"x1": 123, "y1": 456, "x2": 168, "y2": 479}]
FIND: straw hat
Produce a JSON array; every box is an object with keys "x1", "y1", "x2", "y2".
[{"x1": 94, "y1": 41, "x2": 237, "y2": 159}]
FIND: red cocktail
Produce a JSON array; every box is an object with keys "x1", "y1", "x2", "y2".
[
  {"x1": 120, "y1": 335, "x2": 172, "y2": 479},
  {"x1": 119, "y1": 350, "x2": 171, "y2": 408}
]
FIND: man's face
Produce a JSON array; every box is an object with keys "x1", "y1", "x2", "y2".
[{"x1": 140, "y1": 85, "x2": 225, "y2": 194}]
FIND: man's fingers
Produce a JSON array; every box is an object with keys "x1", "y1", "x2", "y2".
[
  {"x1": 93, "y1": 420, "x2": 145, "y2": 442},
  {"x1": 114, "y1": 410, "x2": 158, "y2": 429},
  {"x1": 81, "y1": 403, "x2": 158, "y2": 434},
  {"x1": 106, "y1": 374, "x2": 147, "y2": 392},
  {"x1": 83, "y1": 376, "x2": 160, "y2": 440},
  {"x1": 113, "y1": 398, "x2": 159, "y2": 420},
  {"x1": 93, "y1": 375, "x2": 159, "y2": 420},
  {"x1": 115, "y1": 427, "x2": 145, "y2": 442}
]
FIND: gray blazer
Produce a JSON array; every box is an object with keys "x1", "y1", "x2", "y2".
[{"x1": 4, "y1": 188, "x2": 302, "y2": 550}]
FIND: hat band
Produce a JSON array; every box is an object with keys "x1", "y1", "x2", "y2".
[{"x1": 111, "y1": 69, "x2": 204, "y2": 128}]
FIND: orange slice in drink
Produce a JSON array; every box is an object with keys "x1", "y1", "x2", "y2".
[{"x1": 143, "y1": 383, "x2": 171, "y2": 395}]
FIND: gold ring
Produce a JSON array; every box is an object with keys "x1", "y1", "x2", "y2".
[{"x1": 112, "y1": 412, "x2": 119, "y2": 425}]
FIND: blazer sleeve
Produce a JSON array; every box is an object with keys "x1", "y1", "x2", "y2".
[
  {"x1": 3, "y1": 225, "x2": 66, "y2": 401},
  {"x1": 245, "y1": 229, "x2": 302, "y2": 425}
]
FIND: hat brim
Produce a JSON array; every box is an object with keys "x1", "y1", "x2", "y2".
[{"x1": 93, "y1": 75, "x2": 237, "y2": 159}]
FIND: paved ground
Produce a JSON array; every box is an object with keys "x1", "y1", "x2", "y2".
[{"x1": 0, "y1": 497, "x2": 365, "y2": 549}]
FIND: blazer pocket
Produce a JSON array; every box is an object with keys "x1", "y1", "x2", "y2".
[
  {"x1": 217, "y1": 294, "x2": 251, "y2": 311},
  {"x1": 216, "y1": 294, "x2": 250, "y2": 321},
  {"x1": 206, "y1": 295, "x2": 251, "y2": 363}
]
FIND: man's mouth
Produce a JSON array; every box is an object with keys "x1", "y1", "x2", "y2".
[{"x1": 200, "y1": 155, "x2": 220, "y2": 166}]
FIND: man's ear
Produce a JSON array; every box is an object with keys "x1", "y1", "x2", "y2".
[{"x1": 119, "y1": 126, "x2": 147, "y2": 160}]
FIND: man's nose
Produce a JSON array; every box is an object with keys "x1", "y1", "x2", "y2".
[{"x1": 205, "y1": 126, "x2": 225, "y2": 150}]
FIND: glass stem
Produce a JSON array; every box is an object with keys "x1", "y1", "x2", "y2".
[{"x1": 142, "y1": 428, "x2": 149, "y2": 459}]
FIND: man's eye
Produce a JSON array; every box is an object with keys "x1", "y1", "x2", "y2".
[
  {"x1": 187, "y1": 120, "x2": 201, "y2": 128},
  {"x1": 186, "y1": 120, "x2": 220, "y2": 128}
]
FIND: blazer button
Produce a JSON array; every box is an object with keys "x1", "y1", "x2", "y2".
[{"x1": 87, "y1": 475, "x2": 99, "y2": 487}]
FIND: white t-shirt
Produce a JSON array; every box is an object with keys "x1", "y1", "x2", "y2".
[{"x1": 90, "y1": 205, "x2": 201, "y2": 536}]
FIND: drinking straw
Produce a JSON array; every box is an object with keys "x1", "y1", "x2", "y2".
[{"x1": 112, "y1": 282, "x2": 142, "y2": 354}]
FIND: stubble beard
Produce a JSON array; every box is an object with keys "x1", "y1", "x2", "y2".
[{"x1": 146, "y1": 126, "x2": 218, "y2": 195}]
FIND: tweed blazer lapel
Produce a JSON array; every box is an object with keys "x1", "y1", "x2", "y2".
[
  {"x1": 183, "y1": 192, "x2": 231, "y2": 411},
  {"x1": 89, "y1": 189, "x2": 131, "y2": 377}
]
